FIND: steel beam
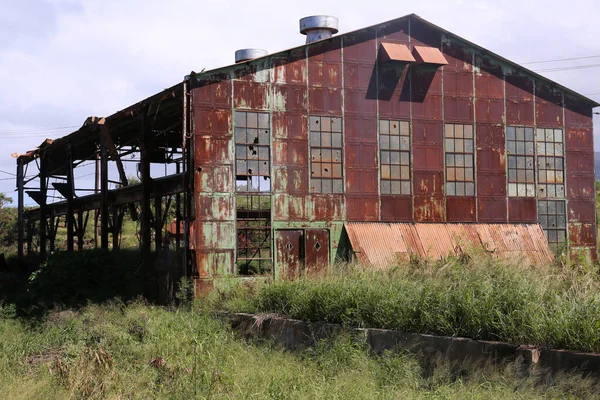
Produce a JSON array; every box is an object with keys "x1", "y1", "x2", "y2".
[
  {"x1": 100, "y1": 139, "x2": 109, "y2": 249},
  {"x1": 140, "y1": 107, "x2": 152, "y2": 261}
]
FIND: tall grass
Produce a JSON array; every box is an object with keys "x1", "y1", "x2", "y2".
[
  {"x1": 0, "y1": 300, "x2": 594, "y2": 399},
  {"x1": 209, "y1": 250, "x2": 600, "y2": 353}
]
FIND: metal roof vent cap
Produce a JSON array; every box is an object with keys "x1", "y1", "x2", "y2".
[
  {"x1": 235, "y1": 48, "x2": 268, "y2": 63},
  {"x1": 300, "y1": 15, "x2": 339, "y2": 44}
]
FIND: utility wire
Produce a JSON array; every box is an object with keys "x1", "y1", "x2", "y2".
[
  {"x1": 0, "y1": 125, "x2": 79, "y2": 134},
  {"x1": 0, "y1": 169, "x2": 16, "y2": 176},
  {"x1": 534, "y1": 63, "x2": 600, "y2": 73},
  {"x1": 522, "y1": 54, "x2": 600, "y2": 65}
]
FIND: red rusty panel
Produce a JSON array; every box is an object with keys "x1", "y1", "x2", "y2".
[
  {"x1": 565, "y1": 96, "x2": 593, "y2": 128},
  {"x1": 476, "y1": 173, "x2": 506, "y2": 197},
  {"x1": 195, "y1": 165, "x2": 233, "y2": 194},
  {"x1": 195, "y1": 195, "x2": 235, "y2": 221},
  {"x1": 505, "y1": 75, "x2": 534, "y2": 101},
  {"x1": 194, "y1": 137, "x2": 232, "y2": 164},
  {"x1": 305, "y1": 229, "x2": 330, "y2": 276},
  {"x1": 566, "y1": 175, "x2": 595, "y2": 199},
  {"x1": 346, "y1": 195, "x2": 379, "y2": 221},
  {"x1": 566, "y1": 128, "x2": 593, "y2": 150},
  {"x1": 272, "y1": 139, "x2": 308, "y2": 167},
  {"x1": 310, "y1": 194, "x2": 344, "y2": 221},
  {"x1": 287, "y1": 167, "x2": 309, "y2": 194},
  {"x1": 377, "y1": 18, "x2": 409, "y2": 43},
  {"x1": 412, "y1": 95, "x2": 443, "y2": 120},
  {"x1": 444, "y1": 96, "x2": 474, "y2": 122},
  {"x1": 272, "y1": 112, "x2": 307, "y2": 140},
  {"x1": 344, "y1": 29, "x2": 378, "y2": 62},
  {"x1": 345, "y1": 115, "x2": 378, "y2": 142},
  {"x1": 478, "y1": 197, "x2": 507, "y2": 222},
  {"x1": 476, "y1": 98, "x2": 504, "y2": 123},
  {"x1": 344, "y1": 62, "x2": 375, "y2": 89},
  {"x1": 566, "y1": 150, "x2": 594, "y2": 174},
  {"x1": 475, "y1": 70, "x2": 504, "y2": 99},
  {"x1": 413, "y1": 171, "x2": 444, "y2": 196},
  {"x1": 193, "y1": 108, "x2": 231, "y2": 136},
  {"x1": 412, "y1": 120, "x2": 443, "y2": 144},
  {"x1": 345, "y1": 142, "x2": 377, "y2": 167},
  {"x1": 307, "y1": 60, "x2": 343, "y2": 88},
  {"x1": 535, "y1": 83, "x2": 563, "y2": 127},
  {"x1": 414, "y1": 196, "x2": 444, "y2": 222},
  {"x1": 308, "y1": 87, "x2": 342, "y2": 115},
  {"x1": 273, "y1": 84, "x2": 308, "y2": 112},
  {"x1": 477, "y1": 148, "x2": 505, "y2": 173},
  {"x1": 412, "y1": 146, "x2": 443, "y2": 171},
  {"x1": 380, "y1": 196, "x2": 413, "y2": 221},
  {"x1": 568, "y1": 199, "x2": 596, "y2": 223},
  {"x1": 476, "y1": 124, "x2": 505, "y2": 149},
  {"x1": 444, "y1": 71, "x2": 473, "y2": 96},
  {"x1": 195, "y1": 250, "x2": 234, "y2": 278},
  {"x1": 233, "y1": 81, "x2": 269, "y2": 110},
  {"x1": 569, "y1": 223, "x2": 597, "y2": 247},
  {"x1": 288, "y1": 195, "x2": 309, "y2": 220},
  {"x1": 275, "y1": 229, "x2": 303, "y2": 280},
  {"x1": 345, "y1": 88, "x2": 377, "y2": 115},
  {"x1": 508, "y1": 198, "x2": 537, "y2": 223},
  {"x1": 506, "y1": 100, "x2": 535, "y2": 126},
  {"x1": 346, "y1": 168, "x2": 378, "y2": 194},
  {"x1": 446, "y1": 197, "x2": 476, "y2": 222},
  {"x1": 193, "y1": 82, "x2": 232, "y2": 109},
  {"x1": 272, "y1": 49, "x2": 307, "y2": 85}
]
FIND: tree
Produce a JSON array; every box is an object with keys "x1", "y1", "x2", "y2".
[{"x1": 0, "y1": 194, "x2": 18, "y2": 253}]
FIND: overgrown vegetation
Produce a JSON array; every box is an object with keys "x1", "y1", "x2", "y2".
[
  {"x1": 208, "y1": 249, "x2": 600, "y2": 353},
  {"x1": 0, "y1": 301, "x2": 595, "y2": 399}
]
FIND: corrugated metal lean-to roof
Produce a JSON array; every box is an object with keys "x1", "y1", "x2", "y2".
[{"x1": 345, "y1": 223, "x2": 555, "y2": 268}]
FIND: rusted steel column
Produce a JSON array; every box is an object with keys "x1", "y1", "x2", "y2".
[
  {"x1": 39, "y1": 167, "x2": 47, "y2": 259},
  {"x1": 140, "y1": 107, "x2": 152, "y2": 259},
  {"x1": 154, "y1": 195, "x2": 162, "y2": 251},
  {"x1": 26, "y1": 221, "x2": 32, "y2": 254},
  {"x1": 112, "y1": 207, "x2": 120, "y2": 251},
  {"x1": 16, "y1": 158, "x2": 24, "y2": 261},
  {"x1": 100, "y1": 139, "x2": 109, "y2": 250},
  {"x1": 175, "y1": 162, "x2": 181, "y2": 251},
  {"x1": 77, "y1": 209, "x2": 84, "y2": 251},
  {"x1": 66, "y1": 145, "x2": 75, "y2": 252}
]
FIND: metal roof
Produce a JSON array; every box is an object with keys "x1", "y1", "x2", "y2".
[{"x1": 345, "y1": 222, "x2": 555, "y2": 267}]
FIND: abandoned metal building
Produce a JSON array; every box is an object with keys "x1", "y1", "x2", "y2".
[{"x1": 15, "y1": 14, "x2": 598, "y2": 291}]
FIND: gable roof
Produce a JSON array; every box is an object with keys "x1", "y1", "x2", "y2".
[{"x1": 192, "y1": 13, "x2": 599, "y2": 108}]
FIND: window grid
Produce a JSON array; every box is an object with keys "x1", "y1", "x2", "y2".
[
  {"x1": 379, "y1": 120, "x2": 411, "y2": 195},
  {"x1": 536, "y1": 128, "x2": 565, "y2": 198},
  {"x1": 537, "y1": 199, "x2": 567, "y2": 251},
  {"x1": 235, "y1": 111, "x2": 271, "y2": 192},
  {"x1": 309, "y1": 116, "x2": 343, "y2": 194},
  {"x1": 444, "y1": 124, "x2": 475, "y2": 196},
  {"x1": 507, "y1": 126, "x2": 535, "y2": 197},
  {"x1": 236, "y1": 194, "x2": 272, "y2": 275}
]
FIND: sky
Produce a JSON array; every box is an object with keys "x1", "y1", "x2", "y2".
[{"x1": 1, "y1": 0, "x2": 599, "y2": 205}]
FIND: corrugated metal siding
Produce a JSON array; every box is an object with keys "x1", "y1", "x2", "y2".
[{"x1": 345, "y1": 222, "x2": 554, "y2": 267}]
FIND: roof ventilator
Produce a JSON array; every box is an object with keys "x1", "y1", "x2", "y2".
[
  {"x1": 235, "y1": 49, "x2": 268, "y2": 63},
  {"x1": 300, "y1": 15, "x2": 339, "y2": 44}
]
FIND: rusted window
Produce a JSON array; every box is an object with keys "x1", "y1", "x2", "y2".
[
  {"x1": 234, "y1": 111, "x2": 272, "y2": 275},
  {"x1": 379, "y1": 119, "x2": 411, "y2": 195},
  {"x1": 536, "y1": 128, "x2": 565, "y2": 198},
  {"x1": 444, "y1": 124, "x2": 475, "y2": 196},
  {"x1": 236, "y1": 193, "x2": 272, "y2": 275},
  {"x1": 235, "y1": 111, "x2": 271, "y2": 192},
  {"x1": 537, "y1": 199, "x2": 567, "y2": 251},
  {"x1": 309, "y1": 116, "x2": 343, "y2": 193},
  {"x1": 507, "y1": 126, "x2": 535, "y2": 197}
]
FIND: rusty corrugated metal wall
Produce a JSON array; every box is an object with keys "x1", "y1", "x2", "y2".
[{"x1": 191, "y1": 14, "x2": 596, "y2": 282}]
